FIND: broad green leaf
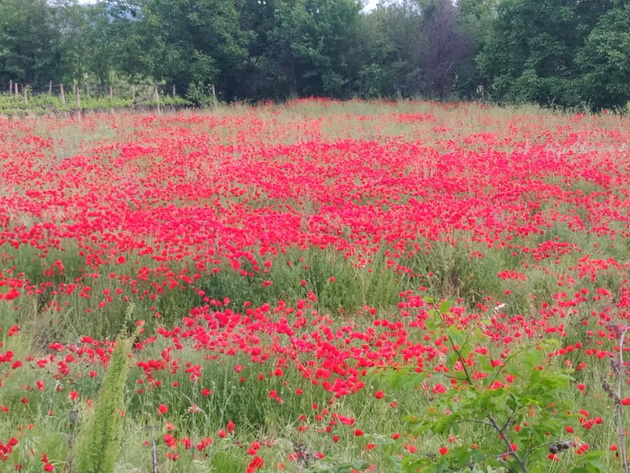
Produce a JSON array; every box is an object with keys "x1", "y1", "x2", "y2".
[
  {"x1": 522, "y1": 349, "x2": 544, "y2": 371},
  {"x1": 426, "y1": 314, "x2": 442, "y2": 331},
  {"x1": 582, "y1": 452, "x2": 608, "y2": 473},
  {"x1": 439, "y1": 300, "x2": 452, "y2": 314},
  {"x1": 446, "y1": 325, "x2": 465, "y2": 348}
]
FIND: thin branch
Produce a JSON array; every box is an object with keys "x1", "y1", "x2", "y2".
[
  {"x1": 485, "y1": 346, "x2": 530, "y2": 387},
  {"x1": 440, "y1": 314, "x2": 475, "y2": 388},
  {"x1": 500, "y1": 415, "x2": 514, "y2": 434},
  {"x1": 487, "y1": 415, "x2": 529, "y2": 473}
]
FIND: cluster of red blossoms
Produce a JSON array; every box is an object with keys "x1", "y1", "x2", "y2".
[{"x1": 1, "y1": 100, "x2": 630, "y2": 471}]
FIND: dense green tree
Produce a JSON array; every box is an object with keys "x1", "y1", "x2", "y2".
[
  {"x1": 0, "y1": 0, "x2": 628, "y2": 109},
  {"x1": 50, "y1": 1, "x2": 93, "y2": 87},
  {"x1": 263, "y1": 0, "x2": 362, "y2": 98},
  {"x1": 106, "y1": 0, "x2": 249, "y2": 102},
  {"x1": 576, "y1": 6, "x2": 630, "y2": 111},
  {"x1": 0, "y1": 0, "x2": 61, "y2": 88},
  {"x1": 455, "y1": 0, "x2": 497, "y2": 98},
  {"x1": 229, "y1": 0, "x2": 279, "y2": 100},
  {"x1": 477, "y1": 0, "x2": 617, "y2": 107},
  {"x1": 153, "y1": 0, "x2": 249, "y2": 101},
  {"x1": 101, "y1": 0, "x2": 160, "y2": 84},
  {"x1": 82, "y1": 2, "x2": 120, "y2": 88},
  {"x1": 354, "y1": 0, "x2": 475, "y2": 99},
  {"x1": 416, "y1": 0, "x2": 468, "y2": 98},
  {"x1": 365, "y1": 1, "x2": 424, "y2": 98},
  {"x1": 353, "y1": 10, "x2": 398, "y2": 98}
]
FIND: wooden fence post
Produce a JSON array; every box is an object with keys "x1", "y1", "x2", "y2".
[
  {"x1": 172, "y1": 84, "x2": 176, "y2": 97},
  {"x1": 76, "y1": 88, "x2": 81, "y2": 108},
  {"x1": 23, "y1": 86, "x2": 28, "y2": 105},
  {"x1": 154, "y1": 85, "x2": 161, "y2": 114},
  {"x1": 60, "y1": 84, "x2": 65, "y2": 104},
  {"x1": 9, "y1": 80, "x2": 12, "y2": 94},
  {"x1": 49, "y1": 81, "x2": 53, "y2": 95},
  {"x1": 14, "y1": 82, "x2": 18, "y2": 97},
  {"x1": 211, "y1": 84, "x2": 216, "y2": 107}
]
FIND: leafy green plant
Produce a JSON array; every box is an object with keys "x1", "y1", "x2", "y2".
[
  {"x1": 185, "y1": 81, "x2": 218, "y2": 107},
  {"x1": 382, "y1": 299, "x2": 607, "y2": 473},
  {"x1": 74, "y1": 330, "x2": 132, "y2": 473}
]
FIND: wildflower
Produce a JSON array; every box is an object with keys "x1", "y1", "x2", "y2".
[{"x1": 246, "y1": 456, "x2": 263, "y2": 473}]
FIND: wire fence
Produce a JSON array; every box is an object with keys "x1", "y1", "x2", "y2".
[
  {"x1": 0, "y1": 81, "x2": 194, "y2": 115},
  {"x1": 4, "y1": 81, "x2": 181, "y2": 102}
]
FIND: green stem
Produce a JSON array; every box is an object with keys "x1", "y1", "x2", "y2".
[{"x1": 440, "y1": 315, "x2": 475, "y2": 388}]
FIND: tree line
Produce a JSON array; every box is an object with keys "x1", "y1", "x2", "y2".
[{"x1": 1, "y1": 0, "x2": 629, "y2": 111}]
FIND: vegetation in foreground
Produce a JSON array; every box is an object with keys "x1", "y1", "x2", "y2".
[{"x1": 1, "y1": 100, "x2": 630, "y2": 472}]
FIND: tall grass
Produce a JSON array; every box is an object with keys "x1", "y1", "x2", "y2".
[{"x1": 1, "y1": 100, "x2": 629, "y2": 472}]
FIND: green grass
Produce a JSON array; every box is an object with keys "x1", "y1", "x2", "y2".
[{"x1": 1, "y1": 100, "x2": 629, "y2": 472}]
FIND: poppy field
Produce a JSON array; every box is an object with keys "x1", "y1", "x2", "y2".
[{"x1": 1, "y1": 99, "x2": 630, "y2": 472}]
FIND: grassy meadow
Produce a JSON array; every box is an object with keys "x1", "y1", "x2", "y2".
[{"x1": 0, "y1": 99, "x2": 630, "y2": 472}]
